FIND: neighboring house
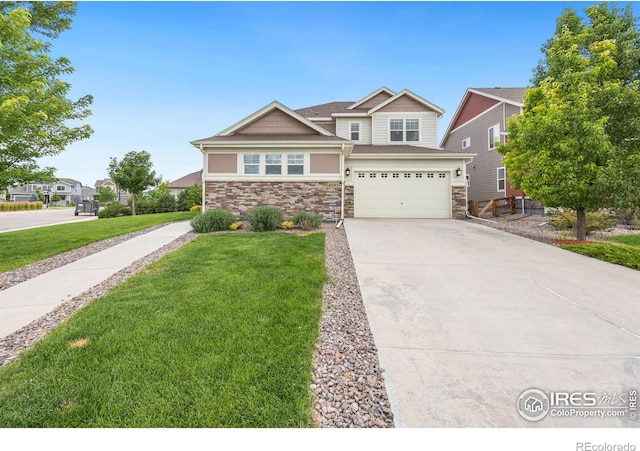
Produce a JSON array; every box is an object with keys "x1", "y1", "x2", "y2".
[
  {"x1": 167, "y1": 170, "x2": 202, "y2": 199},
  {"x1": 440, "y1": 87, "x2": 544, "y2": 214},
  {"x1": 9, "y1": 178, "x2": 82, "y2": 205},
  {"x1": 95, "y1": 178, "x2": 131, "y2": 203},
  {"x1": 191, "y1": 87, "x2": 475, "y2": 221},
  {"x1": 82, "y1": 186, "x2": 96, "y2": 201}
]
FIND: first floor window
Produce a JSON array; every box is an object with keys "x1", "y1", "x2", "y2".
[
  {"x1": 244, "y1": 154, "x2": 260, "y2": 174},
  {"x1": 265, "y1": 154, "x2": 282, "y2": 175},
  {"x1": 497, "y1": 167, "x2": 506, "y2": 191},
  {"x1": 287, "y1": 154, "x2": 304, "y2": 175},
  {"x1": 350, "y1": 122, "x2": 360, "y2": 141}
]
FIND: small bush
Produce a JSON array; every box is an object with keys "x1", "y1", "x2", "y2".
[
  {"x1": 614, "y1": 208, "x2": 640, "y2": 230},
  {"x1": 247, "y1": 206, "x2": 283, "y2": 232},
  {"x1": 191, "y1": 209, "x2": 236, "y2": 233},
  {"x1": 229, "y1": 221, "x2": 243, "y2": 230},
  {"x1": 549, "y1": 209, "x2": 615, "y2": 235},
  {"x1": 292, "y1": 211, "x2": 322, "y2": 230},
  {"x1": 280, "y1": 220, "x2": 294, "y2": 230},
  {"x1": 190, "y1": 205, "x2": 202, "y2": 213},
  {"x1": 98, "y1": 202, "x2": 131, "y2": 218}
]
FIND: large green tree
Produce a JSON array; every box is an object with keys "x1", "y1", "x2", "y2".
[
  {"x1": 0, "y1": 2, "x2": 93, "y2": 188},
  {"x1": 108, "y1": 151, "x2": 159, "y2": 215},
  {"x1": 499, "y1": 3, "x2": 640, "y2": 240}
]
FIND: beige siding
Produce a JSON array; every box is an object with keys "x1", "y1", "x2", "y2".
[
  {"x1": 357, "y1": 91, "x2": 394, "y2": 109},
  {"x1": 335, "y1": 117, "x2": 372, "y2": 144},
  {"x1": 377, "y1": 96, "x2": 433, "y2": 113},
  {"x1": 310, "y1": 153, "x2": 340, "y2": 174},
  {"x1": 236, "y1": 109, "x2": 318, "y2": 135},
  {"x1": 371, "y1": 112, "x2": 438, "y2": 147},
  {"x1": 208, "y1": 153, "x2": 237, "y2": 173}
]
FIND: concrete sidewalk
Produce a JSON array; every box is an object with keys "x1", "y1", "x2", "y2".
[{"x1": 0, "y1": 221, "x2": 193, "y2": 339}]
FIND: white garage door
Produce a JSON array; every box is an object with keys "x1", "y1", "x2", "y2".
[{"x1": 354, "y1": 171, "x2": 451, "y2": 218}]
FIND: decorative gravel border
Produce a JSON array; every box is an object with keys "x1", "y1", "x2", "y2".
[{"x1": 0, "y1": 222, "x2": 395, "y2": 428}]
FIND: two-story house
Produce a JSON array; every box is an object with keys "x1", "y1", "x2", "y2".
[
  {"x1": 94, "y1": 178, "x2": 132, "y2": 204},
  {"x1": 440, "y1": 87, "x2": 544, "y2": 214},
  {"x1": 9, "y1": 178, "x2": 82, "y2": 205},
  {"x1": 191, "y1": 87, "x2": 475, "y2": 221}
]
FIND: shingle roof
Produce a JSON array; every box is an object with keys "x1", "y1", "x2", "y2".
[
  {"x1": 471, "y1": 87, "x2": 527, "y2": 104},
  {"x1": 352, "y1": 145, "x2": 472, "y2": 155},
  {"x1": 295, "y1": 102, "x2": 367, "y2": 118},
  {"x1": 193, "y1": 134, "x2": 349, "y2": 143},
  {"x1": 168, "y1": 170, "x2": 202, "y2": 189},
  {"x1": 57, "y1": 178, "x2": 81, "y2": 186}
]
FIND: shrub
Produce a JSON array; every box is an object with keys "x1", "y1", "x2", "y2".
[
  {"x1": 190, "y1": 205, "x2": 202, "y2": 213},
  {"x1": 98, "y1": 202, "x2": 131, "y2": 218},
  {"x1": 229, "y1": 221, "x2": 243, "y2": 230},
  {"x1": 280, "y1": 220, "x2": 294, "y2": 230},
  {"x1": 247, "y1": 206, "x2": 283, "y2": 232},
  {"x1": 614, "y1": 208, "x2": 640, "y2": 230},
  {"x1": 191, "y1": 209, "x2": 236, "y2": 233},
  {"x1": 177, "y1": 185, "x2": 202, "y2": 211},
  {"x1": 549, "y1": 209, "x2": 615, "y2": 235},
  {"x1": 292, "y1": 211, "x2": 322, "y2": 230},
  {"x1": 154, "y1": 194, "x2": 177, "y2": 213}
]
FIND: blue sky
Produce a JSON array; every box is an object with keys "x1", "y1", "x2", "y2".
[{"x1": 37, "y1": 1, "x2": 606, "y2": 188}]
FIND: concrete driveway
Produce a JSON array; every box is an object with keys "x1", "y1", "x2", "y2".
[
  {"x1": 0, "y1": 208, "x2": 97, "y2": 233},
  {"x1": 345, "y1": 219, "x2": 640, "y2": 427}
]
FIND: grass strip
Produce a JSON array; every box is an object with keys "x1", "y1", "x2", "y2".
[
  {"x1": 0, "y1": 211, "x2": 196, "y2": 273},
  {"x1": 0, "y1": 232, "x2": 326, "y2": 427},
  {"x1": 608, "y1": 233, "x2": 640, "y2": 248}
]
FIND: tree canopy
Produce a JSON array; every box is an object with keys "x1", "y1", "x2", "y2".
[
  {"x1": 499, "y1": 2, "x2": 640, "y2": 240},
  {"x1": 0, "y1": 1, "x2": 93, "y2": 188},
  {"x1": 108, "y1": 151, "x2": 159, "y2": 215}
]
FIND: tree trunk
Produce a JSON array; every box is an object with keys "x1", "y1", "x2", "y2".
[
  {"x1": 131, "y1": 195, "x2": 136, "y2": 216},
  {"x1": 576, "y1": 207, "x2": 586, "y2": 241}
]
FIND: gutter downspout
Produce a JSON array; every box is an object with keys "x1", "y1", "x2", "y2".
[
  {"x1": 337, "y1": 143, "x2": 345, "y2": 228},
  {"x1": 200, "y1": 144, "x2": 205, "y2": 210}
]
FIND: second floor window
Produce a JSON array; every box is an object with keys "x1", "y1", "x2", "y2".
[
  {"x1": 350, "y1": 122, "x2": 360, "y2": 141},
  {"x1": 390, "y1": 119, "x2": 420, "y2": 142}
]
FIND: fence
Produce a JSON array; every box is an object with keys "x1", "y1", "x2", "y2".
[{"x1": 468, "y1": 196, "x2": 516, "y2": 218}]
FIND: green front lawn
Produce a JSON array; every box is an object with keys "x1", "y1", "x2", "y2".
[
  {"x1": 0, "y1": 233, "x2": 326, "y2": 427},
  {"x1": 608, "y1": 233, "x2": 640, "y2": 247},
  {"x1": 0, "y1": 211, "x2": 196, "y2": 273},
  {"x1": 561, "y1": 238, "x2": 640, "y2": 271}
]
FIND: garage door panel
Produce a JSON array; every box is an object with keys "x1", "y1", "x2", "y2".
[{"x1": 354, "y1": 171, "x2": 450, "y2": 218}]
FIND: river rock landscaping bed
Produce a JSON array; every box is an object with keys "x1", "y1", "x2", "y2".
[{"x1": 0, "y1": 222, "x2": 395, "y2": 427}]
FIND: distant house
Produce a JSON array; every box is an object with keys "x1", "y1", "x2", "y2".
[
  {"x1": 9, "y1": 178, "x2": 82, "y2": 205},
  {"x1": 167, "y1": 170, "x2": 202, "y2": 199},
  {"x1": 94, "y1": 178, "x2": 131, "y2": 203},
  {"x1": 81, "y1": 186, "x2": 96, "y2": 201},
  {"x1": 440, "y1": 87, "x2": 543, "y2": 214}
]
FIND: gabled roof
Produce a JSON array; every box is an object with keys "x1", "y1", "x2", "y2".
[
  {"x1": 440, "y1": 87, "x2": 527, "y2": 147},
  {"x1": 168, "y1": 170, "x2": 202, "y2": 189},
  {"x1": 367, "y1": 89, "x2": 445, "y2": 116},
  {"x1": 95, "y1": 179, "x2": 116, "y2": 188},
  {"x1": 347, "y1": 86, "x2": 395, "y2": 110},
  {"x1": 213, "y1": 101, "x2": 333, "y2": 138},
  {"x1": 57, "y1": 178, "x2": 81, "y2": 186}
]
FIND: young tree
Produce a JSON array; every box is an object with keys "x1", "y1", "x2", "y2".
[
  {"x1": 96, "y1": 185, "x2": 116, "y2": 204},
  {"x1": 499, "y1": 3, "x2": 640, "y2": 240},
  {"x1": 108, "y1": 151, "x2": 159, "y2": 215},
  {"x1": 0, "y1": 2, "x2": 93, "y2": 188}
]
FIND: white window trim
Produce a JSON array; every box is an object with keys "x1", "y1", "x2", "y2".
[
  {"x1": 489, "y1": 124, "x2": 500, "y2": 150},
  {"x1": 286, "y1": 154, "x2": 304, "y2": 175},
  {"x1": 497, "y1": 166, "x2": 506, "y2": 192},
  {"x1": 265, "y1": 153, "x2": 283, "y2": 175},
  {"x1": 349, "y1": 122, "x2": 361, "y2": 141},
  {"x1": 243, "y1": 154, "x2": 261, "y2": 175},
  {"x1": 462, "y1": 137, "x2": 471, "y2": 149},
  {"x1": 389, "y1": 118, "x2": 420, "y2": 143}
]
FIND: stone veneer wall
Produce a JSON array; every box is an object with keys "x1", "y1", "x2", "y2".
[
  {"x1": 344, "y1": 185, "x2": 354, "y2": 218},
  {"x1": 452, "y1": 186, "x2": 467, "y2": 219},
  {"x1": 204, "y1": 181, "x2": 342, "y2": 221}
]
